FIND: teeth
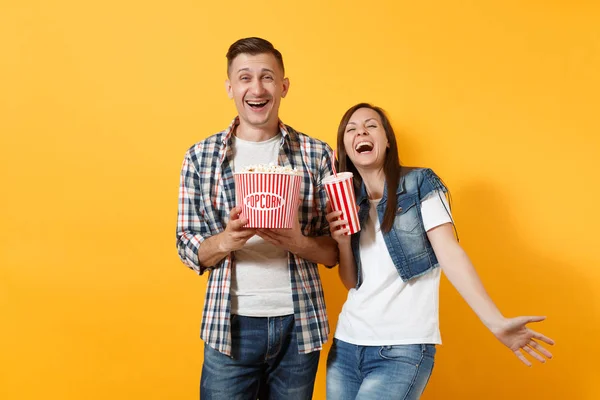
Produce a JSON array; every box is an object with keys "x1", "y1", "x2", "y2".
[
  {"x1": 355, "y1": 142, "x2": 373, "y2": 152},
  {"x1": 247, "y1": 100, "x2": 267, "y2": 106}
]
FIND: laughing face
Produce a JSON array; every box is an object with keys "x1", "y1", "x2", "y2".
[
  {"x1": 343, "y1": 107, "x2": 389, "y2": 171},
  {"x1": 226, "y1": 53, "x2": 289, "y2": 132}
]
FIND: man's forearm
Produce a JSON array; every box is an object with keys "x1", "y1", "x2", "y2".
[
  {"x1": 291, "y1": 236, "x2": 338, "y2": 267},
  {"x1": 197, "y1": 232, "x2": 230, "y2": 269}
]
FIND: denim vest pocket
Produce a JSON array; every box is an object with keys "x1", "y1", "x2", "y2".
[{"x1": 393, "y1": 195, "x2": 420, "y2": 233}]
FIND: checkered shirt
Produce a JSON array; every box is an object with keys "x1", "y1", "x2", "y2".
[{"x1": 176, "y1": 117, "x2": 334, "y2": 356}]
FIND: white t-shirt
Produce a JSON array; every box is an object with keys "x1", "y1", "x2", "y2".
[
  {"x1": 335, "y1": 191, "x2": 452, "y2": 345},
  {"x1": 230, "y1": 134, "x2": 294, "y2": 317}
]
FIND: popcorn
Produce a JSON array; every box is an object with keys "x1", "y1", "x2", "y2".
[
  {"x1": 234, "y1": 163, "x2": 302, "y2": 228},
  {"x1": 240, "y1": 163, "x2": 299, "y2": 175}
]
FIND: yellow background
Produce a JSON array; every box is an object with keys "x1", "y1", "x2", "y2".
[{"x1": 1, "y1": 0, "x2": 599, "y2": 399}]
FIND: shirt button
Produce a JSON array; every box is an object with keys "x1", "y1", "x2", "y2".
[{"x1": 397, "y1": 207, "x2": 403, "y2": 213}]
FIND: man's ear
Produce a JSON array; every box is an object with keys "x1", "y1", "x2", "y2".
[
  {"x1": 225, "y1": 79, "x2": 233, "y2": 99},
  {"x1": 281, "y1": 77, "x2": 290, "y2": 98}
]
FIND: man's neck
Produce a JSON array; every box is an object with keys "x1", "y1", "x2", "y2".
[{"x1": 235, "y1": 119, "x2": 280, "y2": 142}]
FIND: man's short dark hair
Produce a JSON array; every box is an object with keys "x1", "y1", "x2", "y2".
[{"x1": 226, "y1": 37, "x2": 285, "y2": 75}]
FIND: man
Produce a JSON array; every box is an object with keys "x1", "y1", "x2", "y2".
[{"x1": 176, "y1": 37, "x2": 337, "y2": 399}]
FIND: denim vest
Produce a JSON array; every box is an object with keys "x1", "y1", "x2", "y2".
[{"x1": 351, "y1": 168, "x2": 449, "y2": 287}]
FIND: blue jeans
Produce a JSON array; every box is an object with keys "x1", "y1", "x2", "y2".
[
  {"x1": 326, "y1": 339, "x2": 436, "y2": 400},
  {"x1": 200, "y1": 314, "x2": 320, "y2": 400}
]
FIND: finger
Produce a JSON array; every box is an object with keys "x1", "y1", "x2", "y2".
[
  {"x1": 325, "y1": 211, "x2": 340, "y2": 223},
  {"x1": 229, "y1": 206, "x2": 242, "y2": 219},
  {"x1": 256, "y1": 231, "x2": 279, "y2": 244},
  {"x1": 269, "y1": 227, "x2": 296, "y2": 237},
  {"x1": 326, "y1": 201, "x2": 331, "y2": 213},
  {"x1": 326, "y1": 210, "x2": 343, "y2": 223},
  {"x1": 257, "y1": 229, "x2": 278, "y2": 238},
  {"x1": 240, "y1": 235, "x2": 255, "y2": 244},
  {"x1": 239, "y1": 228, "x2": 256, "y2": 237},
  {"x1": 333, "y1": 228, "x2": 350, "y2": 238},
  {"x1": 329, "y1": 218, "x2": 349, "y2": 229},
  {"x1": 229, "y1": 216, "x2": 248, "y2": 230},
  {"x1": 255, "y1": 232, "x2": 273, "y2": 243},
  {"x1": 528, "y1": 340, "x2": 553, "y2": 359},
  {"x1": 530, "y1": 330, "x2": 555, "y2": 346},
  {"x1": 522, "y1": 345, "x2": 546, "y2": 363},
  {"x1": 520, "y1": 315, "x2": 546, "y2": 324},
  {"x1": 232, "y1": 229, "x2": 255, "y2": 241},
  {"x1": 514, "y1": 350, "x2": 532, "y2": 367}
]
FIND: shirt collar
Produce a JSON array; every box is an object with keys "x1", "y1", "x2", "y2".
[{"x1": 221, "y1": 117, "x2": 290, "y2": 146}]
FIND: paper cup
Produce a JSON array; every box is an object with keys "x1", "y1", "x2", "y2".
[
  {"x1": 234, "y1": 172, "x2": 302, "y2": 229},
  {"x1": 323, "y1": 172, "x2": 360, "y2": 235}
]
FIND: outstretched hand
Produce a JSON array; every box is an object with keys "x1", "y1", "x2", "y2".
[{"x1": 491, "y1": 316, "x2": 555, "y2": 366}]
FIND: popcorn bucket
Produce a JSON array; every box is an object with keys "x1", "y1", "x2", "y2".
[
  {"x1": 323, "y1": 172, "x2": 361, "y2": 235},
  {"x1": 234, "y1": 172, "x2": 302, "y2": 229}
]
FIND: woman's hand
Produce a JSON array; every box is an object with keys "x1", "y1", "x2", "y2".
[
  {"x1": 326, "y1": 201, "x2": 351, "y2": 246},
  {"x1": 490, "y1": 316, "x2": 555, "y2": 366}
]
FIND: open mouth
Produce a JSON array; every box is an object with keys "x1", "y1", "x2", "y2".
[
  {"x1": 355, "y1": 141, "x2": 374, "y2": 154},
  {"x1": 246, "y1": 100, "x2": 269, "y2": 110}
]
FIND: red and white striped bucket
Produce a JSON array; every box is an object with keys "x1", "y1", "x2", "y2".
[
  {"x1": 323, "y1": 172, "x2": 361, "y2": 235},
  {"x1": 234, "y1": 172, "x2": 302, "y2": 229}
]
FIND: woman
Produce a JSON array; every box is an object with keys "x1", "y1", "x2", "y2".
[{"x1": 325, "y1": 103, "x2": 554, "y2": 400}]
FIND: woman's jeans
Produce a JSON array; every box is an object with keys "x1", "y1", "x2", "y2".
[
  {"x1": 200, "y1": 314, "x2": 320, "y2": 400},
  {"x1": 326, "y1": 338, "x2": 435, "y2": 400}
]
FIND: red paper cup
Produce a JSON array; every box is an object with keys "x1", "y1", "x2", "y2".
[
  {"x1": 234, "y1": 172, "x2": 302, "y2": 229},
  {"x1": 323, "y1": 172, "x2": 360, "y2": 235}
]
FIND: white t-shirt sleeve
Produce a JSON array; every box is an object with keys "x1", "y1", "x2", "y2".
[{"x1": 421, "y1": 190, "x2": 453, "y2": 232}]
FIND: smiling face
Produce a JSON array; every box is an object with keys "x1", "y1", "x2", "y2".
[
  {"x1": 342, "y1": 107, "x2": 389, "y2": 171},
  {"x1": 226, "y1": 52, "x2": 289, "y2": 133}
]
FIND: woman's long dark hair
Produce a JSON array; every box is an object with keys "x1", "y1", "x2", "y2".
[{"x1": 336, "y1": 103, "x2": 401, "y2": 233}]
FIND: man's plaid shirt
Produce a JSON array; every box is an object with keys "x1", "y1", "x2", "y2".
[{"x1": 176, "y1": 117, "x2": 335, "y2": 356}]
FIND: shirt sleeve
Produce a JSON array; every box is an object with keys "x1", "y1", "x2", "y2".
[
  {"x1": 421, "y1": 190, "x2": 453, "y2": 232},
  {"x1": 176, "y1": 153, "x2": 212, "y2": 275}
]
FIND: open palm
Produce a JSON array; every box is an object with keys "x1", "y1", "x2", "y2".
[{"x1": 491, "y1": 316, "x2": 555, "y2": 366}]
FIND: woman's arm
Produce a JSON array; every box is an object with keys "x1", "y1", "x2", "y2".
[
  {"x1": 326, "y1": 207, "x2": 358, "y2": 290},
  {"x1": 427, "y1": 223, "x2": 554, "y2": 366},
  {"x1": 336, "y1": 240, "x2": 357, "y2": 290}
]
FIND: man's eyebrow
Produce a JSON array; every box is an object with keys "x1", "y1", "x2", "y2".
[{"x1": 236, "y1": 68, "x2": 276, "y2": 74}]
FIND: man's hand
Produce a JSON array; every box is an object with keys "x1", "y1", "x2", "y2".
[
  {"x1": 256, "y1": 214, "x2": 307, "y2": 255},
  {"x1": 219, "y1": 206, "x2": 257, "y2": 253},
  {"x1": 257, "y1": 213, "x2": 338, "y2": 266},
  {"x1": 197, "y1": 206, "x2": 256, "y2": 269}
]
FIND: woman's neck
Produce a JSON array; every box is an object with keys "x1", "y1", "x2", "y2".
[{"x1": 357, "y1": 167, "x2": 386, "y2": 200}]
